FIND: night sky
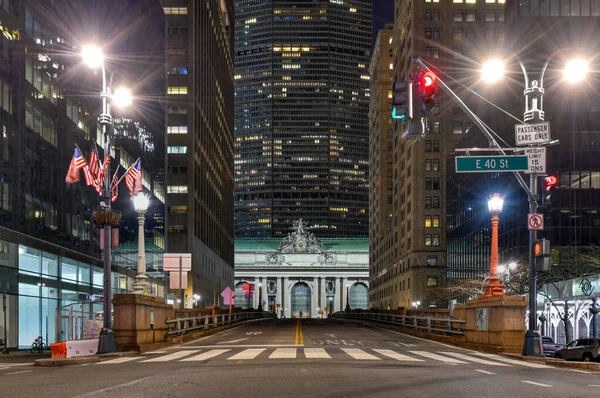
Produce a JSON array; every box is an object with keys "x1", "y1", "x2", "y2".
[{"x1": 373, "y1": 0, "x2": 395, "y2": 47}]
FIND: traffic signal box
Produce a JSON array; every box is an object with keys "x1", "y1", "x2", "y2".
[
  {"x1": 534, "y1": 238, "x2": 551, "y2": 272},
  {"x1": 392, "y1": 70, "x2": 438, "y2": 140},
  {"x1": 542, "y1": 175, "x2": 558, "y2": 208}
]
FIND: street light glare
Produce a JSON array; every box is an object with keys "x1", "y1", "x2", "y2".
[
  {"x1": 497, "y1": 265, "x2": 506, "y2": 274},
  {"x1": 113, "y1": 87, "x2": 133, "y2": 108},
  {"x1": 82, "y1": 45, "x2": 104, "y2": 69},
  {"x1": 481, "y1": 60, "x2": 504, "y2": 83},
  {"x1": 563, "y1": 59, "x2": 589, "y2": 83},
  {"x1": 508, "y1": 261, "x2": 517, "y2": 270}
]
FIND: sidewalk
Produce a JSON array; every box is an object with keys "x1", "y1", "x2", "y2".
[
  {"x1": 0, "y1": 350, "x2": 51, "y2": 363},
  {"x1": 34, "y1": 351, "x2": 138, "y2": 367},
  {"x1": 501, "y1": 352, "x2": 600, "y2": 372}
]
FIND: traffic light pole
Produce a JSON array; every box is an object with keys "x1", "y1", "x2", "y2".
[{"x1": 413, "y1": 57, "x2": 545, "y2": 356}]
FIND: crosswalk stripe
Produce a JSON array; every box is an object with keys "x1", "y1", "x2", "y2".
[
  {"x1": 180, "y1": 349, "x2": 230, "y2": 362},
  {"x1": 341, "y1": 348, "x2": 381, "y2": 360},
  {"x1": 227, "y1": 348, "x2": 266, "y2": 360},
  {"x1": 408, "y1": 351, "x2": 466, "y2": 364},
  {"x1": 373, "y1": 349, "x2": 424, "y2": 362},
  {"x1": 473, "y1": 353, "x2": 551, "y2": 369},
  {"x1": 439, "y1": 352, "x2": 511, "y2": 366},
  {"x1": 98, "y1": 357, "x2": 139, "y2": 365},
  {"x1": 269, "y1": 348, "x2": 297, "y2": 359},
  {"x1": 304, "y1": 348, "x2": 331, "y2": 359},
  {"x1": 141, "y1": 350, "x2": 198, "y2": 363}
]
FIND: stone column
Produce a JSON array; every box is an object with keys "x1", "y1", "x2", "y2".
[
  {"x1": 320, "y1": 277, "x2": 326, "y2": 317},
  {"x1": 283, "y1": 277, "x2": 290, "y2": 318},
  {"x1": 334, "y1": 278, "x2": 341, "y2": 314},
  {"x1": 253, "y1": 277, "x2": 259, "y2": 309},
  {"x1": 276, "y1": 277, "x2": 283, "y2": 317},
  {"x1": 342, "y1": 277, "x2": 348, "y2": 311},
  {"x1": 261, "y1": 277, "x2": 268, "y2": 310},
  {"x1": 311, "y1": 280, "x2": 318, "y2": 318}
]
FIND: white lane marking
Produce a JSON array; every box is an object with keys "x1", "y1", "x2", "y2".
[
  {"x1": 74, "y1": 376, "x2": 154, "y2": 397},
  {"x1": 474, "y1": 353, "x2": 551, "y2": 369},
  {"x1": 143, "y1": 351, "x2": 167, "y2": 355},
  {"x1": 269, "y1": 348, "x2": 297, "y2": 359},
  {"x1": 474, "y1": 369, "x2": 496, "y2": 375},
  {"x1": 341, "y1": 348, "x2": 381, "y2": 360},
  {"x1": 218, "y1": 338, "x2": 250, "y2": 345},
  {"x1": 521, "y1": 381, "x2": 552, "y2": 388},
  {"x1": 570, "y1": 369, "x2": 590, "y2": 374},
  {"x1": 588, "y1": 385, "x2": 600, "y2": 387},
  {"x1": 227, "y1": 348, "x2": 266, "y2": 360},
  {"x1": 373, "y1": 326, "x2": 459, "y2": 350},
  {"x1": 373, "y1": 349, "x2": 424, "y2": 362},
  {"x1": 5, "y1": 370, "x2": 33, "y2": 375},
  {"x1": 408, "y1": 351, "x2": 466, "y2": 364},
  {"x1": 183, "y1": 344, "x2": 302, "y2": 348},
  {"x1": 180, "y1": 349, "x2": 230, "y2": 362},
  {"x1": 181, "y1": 321, "x2": 265, "y2": 346},
  {"x1": 304, "y1": 348, "x2": 331, "y2": 359},
  {"x1": 98, "y1": 357, "x2": 139, "y2": 365},
  {"x1": 79, "y1": 364, "x2": 90, "y2": 367},
  {"x1": 439, "y1": 352, "x2": 510, "y2": 367},
  {"x1": 0, "y1": 363, "x2": 33, "y2": 367},
  {"x1": 141, "y1": 350, "x2": 198, "y2": 363}
]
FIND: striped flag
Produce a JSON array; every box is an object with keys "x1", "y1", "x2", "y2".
[
  {"x1": 97, "y1": 154, "x2": 110, "y2": 186},
  {"x1": 111, "y1": 172, "x2": 119, "y2": 202},
  {"x1": 65, "y1": 147, "x2": 87, "y2": 183},
  {"x1": 125, "y1": 158, "x2": 142, "y2": 196},
  {"x1": 89, "y1": 145, "x2": 100, "y2": 179}
]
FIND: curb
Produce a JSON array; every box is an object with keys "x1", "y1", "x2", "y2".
[
  {"x1": 499, "y1": 353, "x2": 600, "y2": 372},
  {"x1": 35, "y1": 351, "x2": 139, "y2": 367}
]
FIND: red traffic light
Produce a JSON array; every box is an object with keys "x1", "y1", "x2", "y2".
[
  {"x1": 422, "y1": 72, "x2": 436, "y2": 87},
  {"x1": 544, "y1": 175, "x2": 558, "y2": 189}
]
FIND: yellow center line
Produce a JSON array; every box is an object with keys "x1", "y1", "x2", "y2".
[
  {"x1": 295, "y1": 319, "x2": 299, "y2": 344},
  {"x1": 299, "y1": 320, "x2": 304, "y2": 345}
]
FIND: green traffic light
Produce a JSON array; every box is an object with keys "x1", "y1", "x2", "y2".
[{"x1": 392, "y1": 106, "x2": 406, "y2": 119}]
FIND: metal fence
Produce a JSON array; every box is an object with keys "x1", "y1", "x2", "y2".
[
  {"x1": 55, "y1": 301, "x2": 104, "y2": 342},
  {"x1": 331, "y1": 312, "x2": 465, "y2": 335},
  {"x1": 166, "y1": 311, "x2": 275, "y2": 336}
]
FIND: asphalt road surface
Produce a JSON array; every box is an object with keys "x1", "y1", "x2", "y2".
[{"x1": 1, "y1": 318, "x2": 599, "y2": 397}]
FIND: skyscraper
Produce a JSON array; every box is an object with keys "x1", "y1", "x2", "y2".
[
  {"x1": 163, "y1": 1, "x2": 235, "y2": 307},
  {"x1": 234, "y1": 0, "x2": 372, "y2": 238}
]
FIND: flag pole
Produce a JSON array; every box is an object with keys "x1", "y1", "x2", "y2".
[
  {"x1": 111, "y1": 164, "x2": 121, "y2": 183},
  {"x1": 114, "y1": 157, "x2": 140, "y2": 187}
]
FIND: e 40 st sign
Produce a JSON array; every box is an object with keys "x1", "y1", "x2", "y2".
[{"x1": 455, "y1": 155, "x2": 529, "y2": 173}]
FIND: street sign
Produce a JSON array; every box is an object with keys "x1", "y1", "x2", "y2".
[
  {"x1": 524, "y1": 147, "x2": 547, "y2": 174},
  {"x1": 163, "y1": 253, "x2": 192, "y2": 271},
  {"x1": 515, "y1": 122, "x2": 550, "y2": 146},
  {"x1": 455, "y1": 156, "x2": 528, "y2": 173},
  {"x1": 528, "y1": 213, "x2": 544, "y2": 230},
  {"x1": 221, "y1": 287, "x2": 235, "y2": 305}
]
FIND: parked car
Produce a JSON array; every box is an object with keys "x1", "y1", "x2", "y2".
[
  {"x1": 553, "y1": 337, "x2": 600, "y2": 362},
  {"x1": 541, "y1": 336, "x2": 563, "y2": 357}
]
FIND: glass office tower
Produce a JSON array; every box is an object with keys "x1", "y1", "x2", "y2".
[{"x1": 234, "y1": 0, "x2": 372, "y2": 238}]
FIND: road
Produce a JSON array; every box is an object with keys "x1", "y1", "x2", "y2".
[{"x1": 1, "y1": 318, "x2": 599, "y2": 397}]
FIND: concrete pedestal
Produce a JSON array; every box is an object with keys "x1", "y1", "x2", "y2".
[
  {"x1": 453, "y1": 295, "x2": 527, "y2": 353},
  {"x1": 113, "y1": 294, "x2": 175, "y2": 352}
]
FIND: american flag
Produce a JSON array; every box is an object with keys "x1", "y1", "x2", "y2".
[
  {"x1": 65, "y1": 147, "x2": 87, "y2": 183},
  {"x1": 89, "y1": 145, "x2": 100, "y2": 179},
  {"x1": 97, "y1": 154, "x2": 110, "y2": 186},
  {"x1": 111, "y1": 173, "x2": 119, "y2": 202},
  {"x1": 125, "y1": 158, "x2": 142, "y2": 196}
]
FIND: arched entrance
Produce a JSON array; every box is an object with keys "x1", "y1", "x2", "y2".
[
  {"x1": 234, "y1": 282, "x2": 253, "y2": 309},
  {"x1": 291, "y1": 282, "x2": 311, "y2": 318},
  {"x1": 349, "y1": 283, "x2": 368, "y2": 310}
]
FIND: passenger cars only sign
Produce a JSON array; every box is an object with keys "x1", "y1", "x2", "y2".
[{"x1": 515, "y1": 122, "x2": 550, "y2": 146}]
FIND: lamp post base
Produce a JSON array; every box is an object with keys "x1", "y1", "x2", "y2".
[
  {"x1": 483, "y1": 282, "x2": 505, "y2": 298},
  {"x1": 522, "y1": 330, "x2": 543, "y2": 356},
  {"x1": 345, "y1": 304, "x2": 351, "y2": 312},
  {"x1": 97, "y1": 328, "x2": 117, "y2": 354}
]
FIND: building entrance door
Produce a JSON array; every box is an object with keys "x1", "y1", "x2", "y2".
[{"x1": 291, "y1": 282, "x2": 311, "y2": 318}]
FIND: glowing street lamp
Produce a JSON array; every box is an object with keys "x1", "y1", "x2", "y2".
[
  {"x1": 563, "y1": 59, "x2": 589, "y2": 83},
  {"x1": 484, "y1": 193, "x2": 505, "y2": 297},
  {"x1": 81, "y1": 45, "x2": 104, "y2": 69},
  {"x1": 480, "y1": 59, "x2": 505, "y2": 83},
  {"x1": 112, "y1": 87, "x2": 133, "y2": 108}
]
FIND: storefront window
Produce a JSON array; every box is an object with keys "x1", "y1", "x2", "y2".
[
  {"x1": 19, "y1": 245, "x2": 40, "y2": 275},
  {"x1": 78, "y1": 262, "x2": 91, "y2": 286},
  {"x1": 61, "y1": 258, "x2": 78, "y2": 282},
  {"x1": 42, "y1": 252, "x2": 58, "y2": 278}
]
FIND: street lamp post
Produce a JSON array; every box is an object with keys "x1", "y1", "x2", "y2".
[
  {"x1": 132, "y1": 194, "x2": 150, "y2": 295},
  {"x1": 590, "y1": 298, "x2": 599, "y2": 337},
  {"x1": 412, "y1": 301, "x2": 421, "y2": 309},
  {"x1": 480, "y1": 53, "x2": 589, "y2": 356},
  {"x1": 484, "y1": 193, "x2": 505, "y2": 297},
  {"x1": 83, "y1": 46, "x2": 132, "y2": 354}
]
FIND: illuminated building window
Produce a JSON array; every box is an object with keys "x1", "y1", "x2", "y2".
[
  {"x1": 167, "y1": 86, "x2": 188, "y2": 95},
  {"x1": 164, "y1": 7, "x2": 187, "y2": 15},
  {"x1": 167, "y1": 146, "x2": 188, "y2": 154},
  {"x1": 167, "y1": 126, "x2": 188, "y2": 134},
  {"x1": 167, "y1": 186, "x2": 188, "y2": 194}
]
